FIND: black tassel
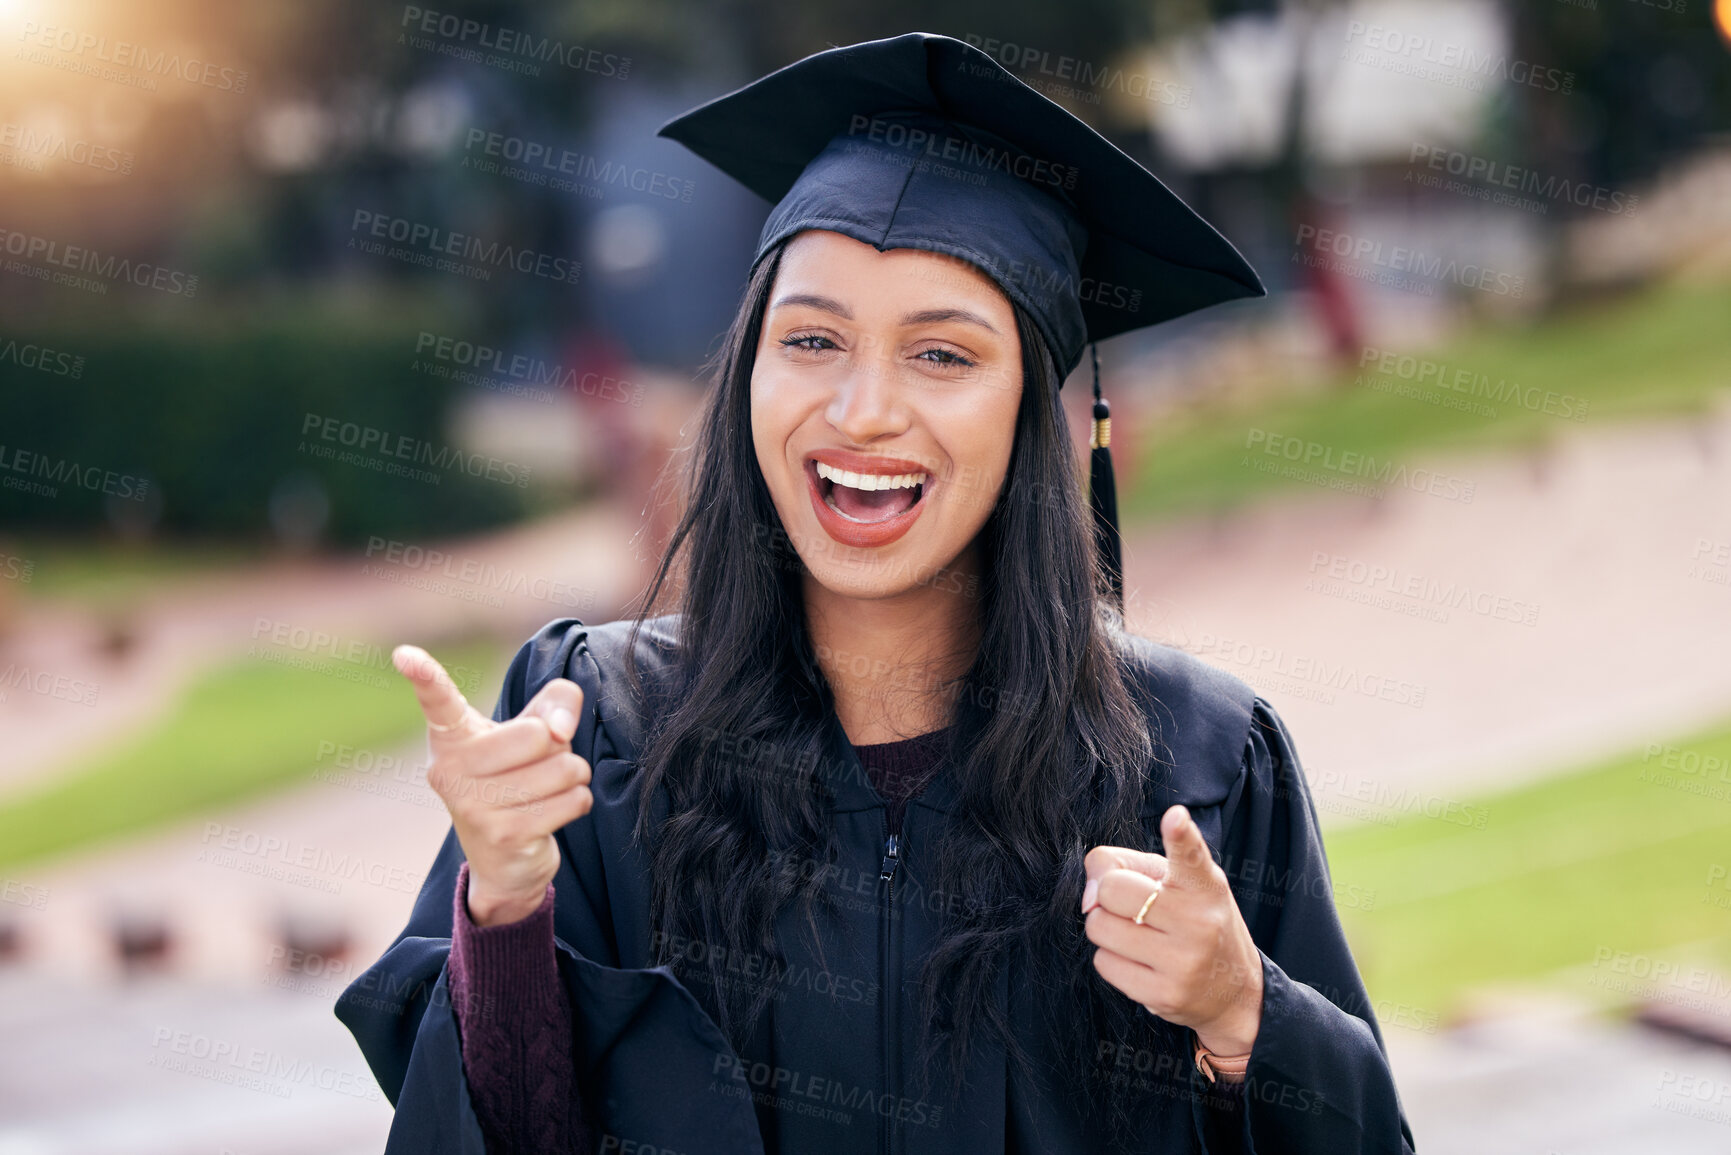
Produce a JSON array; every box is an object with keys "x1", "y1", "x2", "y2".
[{"x1": 1087, "y1": 343, "x2": 1124, "y2": 611}]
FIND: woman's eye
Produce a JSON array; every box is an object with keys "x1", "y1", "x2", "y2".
[
  {"x1": 916, "y1": 347, "x2": 975, "y2": 368},
  {"x1": 781, "y1": 333, "x2": 836, "y2": 352}
]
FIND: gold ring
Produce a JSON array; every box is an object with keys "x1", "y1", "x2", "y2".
[{"x1": 1132, "y1": 881, "x2": 1163, "y2": 926}]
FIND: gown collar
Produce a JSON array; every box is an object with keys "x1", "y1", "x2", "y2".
[{"x1": 817, "y1": 707, "x2": 962, "y2": 817}]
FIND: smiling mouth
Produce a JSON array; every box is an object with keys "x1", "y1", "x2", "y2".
[{"x1": 811, "y1": 460, "x2": 928, "y2": 524}]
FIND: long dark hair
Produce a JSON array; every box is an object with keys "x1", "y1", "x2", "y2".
[{"x1": 623, "y1": 237, "x2": 1186, "y2": 1143}]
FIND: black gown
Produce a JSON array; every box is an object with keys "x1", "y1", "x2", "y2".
[{"x1": 335, "y1": 614, "x2": 1417, "y2": 1154}]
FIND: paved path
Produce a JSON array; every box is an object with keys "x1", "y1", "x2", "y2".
[
  {"x1": 0, "y1": 970, "x2": 394, "y2": 1155},
  {"x1": 1386, "y1": 998, "x2": 1731, "y2": 1154},
  {"x1": 0, "y1": 739, "x2": 446, "y2": 1153},
  {"x1": 1121, "y1": 399, "x2": 1731, "y2": 819}
]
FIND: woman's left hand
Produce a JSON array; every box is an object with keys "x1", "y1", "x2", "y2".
[{"x1": 1081, "y1": 804, "x2": 1264, "y2": 1060}]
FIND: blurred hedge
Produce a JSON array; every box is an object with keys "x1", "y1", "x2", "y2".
[{"x1": 0, "y1": 301, "x2": 538, "y2": 546}]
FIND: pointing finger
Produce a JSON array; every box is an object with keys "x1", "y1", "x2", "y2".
[
  {"x1": 1159, "y1": 805, "x2": 1216, "y2": 884},
  {"x1": 393, "y1": 644, "x2": 479, "y2": 736}
]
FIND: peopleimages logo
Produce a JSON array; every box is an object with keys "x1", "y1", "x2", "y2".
[
  {"x1": 959, "y1": 34, "x2": 1191, "y2": 107},
  {"x1": 1408, "y1": 144, "x2": 1637, "y2": 216},
  {"x1": 1341, "y1": 20, "x2": 1574, "y2": 94},
  {"x1": 16, "y1": 21, "x2": 249, "y2": 92},
  {"x1": 462, "y1": 129, "x2": 693, "y2": 202},
  {"x1": 299, "y1": 411, "x2": 535, "y2": 488},
  {"x1": 413, "y1": 331, "x2": 644, "y2": 405},
  {"x1": 348, "y1": 210, "x2": 580, "y2": 285},
  {"x1": 1356, "y1": 345, "x2": 1588, "y2": 422},
  {"x1": 0, "y1": 227, "x2": 198, "y2": 296},
  {"x1": 0, "y1": 443, "x2": 149, "y2": 502},
  {"x1": 0, "y1": 122, "x2": 134, "y2": 175},
  {"x1": 0, "y1": 335, "x2": 84, "y2": 379},
  {"x1": 1242, "y1": 427, "x2": 1477, "y2": 505},
  {"x1": 846, "y1": 114, "x2": 1079, "y2": 191},
  {"x1": 1293, "y1": 224, "x2": 1525, "y2": 298},
  {"x1": 399, "y1": 6, "x2": 630, "y2": 79}
]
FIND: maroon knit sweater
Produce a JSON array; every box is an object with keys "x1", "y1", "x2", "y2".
[{"x1": 447, "y1": 726, "x2": 950, "y2": 1153}]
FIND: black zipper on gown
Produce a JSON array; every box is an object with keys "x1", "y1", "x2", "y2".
[{"x1": 879, "y1": 827, "x2": 900, "y2": 1155}]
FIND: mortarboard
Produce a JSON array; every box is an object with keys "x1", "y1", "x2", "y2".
[{"x1": 657, "y1": 32, "x2": 1266, "y2": 608}]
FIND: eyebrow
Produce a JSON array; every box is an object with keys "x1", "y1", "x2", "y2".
[
  {"x1": 770, "y1": 292, "x2": 852, "y2": 318},
  {"x1": 899, "y1": 307, "x2": 998, "y2": 334},
  {"x1": 769, "y1": 294, "x2": 999, "y2": 334}
]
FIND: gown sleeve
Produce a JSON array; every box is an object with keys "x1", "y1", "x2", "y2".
[
  {"x1": 1195, "y1": 696, "x2": 1418, "y2": 1155},
  {"x1": 447, "y1": 859, "x2": 590, "y2": 1153},
  {"x1": 333, "y1": 622, "x2": 767, "y2": 1155}
]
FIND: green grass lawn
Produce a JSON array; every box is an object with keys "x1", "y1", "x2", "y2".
[
  {"x1": 1326, "y1": 716, "x2": 1731, "y2": 1025},
  {"x1": 0, "y1": 534, "x2": 264, "y2": 605},
  {"x1": 1124, "y1": 279, "x2": 1731, "y2": 522},
  {"x1": 0, "y1": 639, "x2": 504, "y2": 872}
]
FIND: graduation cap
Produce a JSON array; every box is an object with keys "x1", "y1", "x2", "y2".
[{"x1": 657, "y1": 32, "x2": 1265, "y2": 608}]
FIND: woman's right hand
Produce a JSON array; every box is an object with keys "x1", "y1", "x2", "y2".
[{"x1": 392, "y1": 644, "x2": 594, "y2": 926}]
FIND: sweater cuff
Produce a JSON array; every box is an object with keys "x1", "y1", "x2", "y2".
[{"x1": 448, "y1": 860, "x2": 562, "y2": 1033}]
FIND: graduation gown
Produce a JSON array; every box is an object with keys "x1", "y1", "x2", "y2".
[{"x1": 335, "y1": 614, "x2": 1416, "y2": 1154}]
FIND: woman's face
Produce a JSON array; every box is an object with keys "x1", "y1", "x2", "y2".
[{"x1": 750, "y1": 229, "x2": 1023, "y2": 601}]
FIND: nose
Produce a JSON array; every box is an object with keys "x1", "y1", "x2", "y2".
[{"x1": 824, "y1": 339, "x2": 909, "y2": 443}]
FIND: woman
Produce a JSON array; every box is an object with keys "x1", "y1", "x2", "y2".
[{"x1": 338, "y1": 34, "x2": 1416, "y2": 1155}]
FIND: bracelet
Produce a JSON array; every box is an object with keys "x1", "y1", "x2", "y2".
[{"x1": 1193, "y1": 1035, "x2": 1252, "y2": 1083}]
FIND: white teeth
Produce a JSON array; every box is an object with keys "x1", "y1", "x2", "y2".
[{"x1": 814, "y1": 461, "x2": 927, "y2": 491}]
